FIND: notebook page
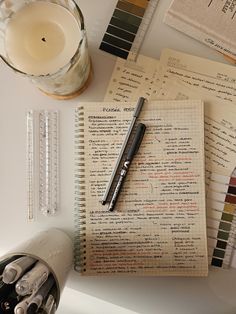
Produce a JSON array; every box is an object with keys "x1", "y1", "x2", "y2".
[{"x1": 74, "y1": 100, "x2": 208, "y2": 276}]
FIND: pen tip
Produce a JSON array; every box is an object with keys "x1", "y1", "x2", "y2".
[
  {"x1": 101, "y1": 201, "x2": 106, "y2": 205},
  {"x1": 27, "y1": 304, "x2": 38, "y2": 314}
]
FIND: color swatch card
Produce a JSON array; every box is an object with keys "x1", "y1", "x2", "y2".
[
  {"x1": 207, "y1": 172, "x2": 236, "y2": 268},
  {"x1": 100, "y1": 0, "x2": 159, "y2": 60}
]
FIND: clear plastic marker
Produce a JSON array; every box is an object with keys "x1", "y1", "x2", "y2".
[
  {"x1": 15, "y1": 261, "x2": 50, "y2": 296},
  {"x1": 2, "y1": 256, "x2": 36, "y2": 284},
  {"x1": 44, "y1": 285, "x2": 57, "y2": 314},
  {"x1": 0, "y1": 256, "x2": 20, "y2": 276},
  {"x1": 14, "y1": 296, "x2": 33, "y2": 314},
  {"x1": 27, "y1": 275, "x2": 55, "y2": 314}
]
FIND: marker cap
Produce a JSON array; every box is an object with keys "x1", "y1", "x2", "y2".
[{"x1": 2, "y1": 269, "x2": 17, "y2": 284}]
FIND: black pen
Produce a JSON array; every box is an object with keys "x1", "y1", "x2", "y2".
[
  {"x1": 101, "y1": 97, "x2": 146, "y2": 205},
  {"x1": 108, "y1": 123, "x2": 146, "y2": 212}
]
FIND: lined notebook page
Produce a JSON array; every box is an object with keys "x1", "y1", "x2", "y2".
[{"x1": 74, "y1": 100, "x2": 208, "y2": 276}]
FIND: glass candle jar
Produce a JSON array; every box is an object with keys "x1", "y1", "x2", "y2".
[{"x1": 0, "y1": 0, "x2": 92, "y2": 99}]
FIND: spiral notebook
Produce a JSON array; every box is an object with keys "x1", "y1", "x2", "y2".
[{"x1": 74, "y1": 100, "x2": 208, "y2": 276}]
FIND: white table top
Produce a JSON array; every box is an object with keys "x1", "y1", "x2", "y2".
[{"x1": 1, "y1": 0, "x2": 236, "y2": 313}]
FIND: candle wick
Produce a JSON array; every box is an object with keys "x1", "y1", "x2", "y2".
[{"x1": 41, "y1": 37, "x2": 46, "y2": 43}]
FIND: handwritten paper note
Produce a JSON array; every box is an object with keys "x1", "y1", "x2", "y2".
[
  {"x1": 154, "y1": 78, "x2": 236, "y2": 269},
  {"x1": 158, "y1": 48, "x2": 236, "y2": 103},
  {"x1": 104, "y1": 55, "x2": 161, "y2": 102},
  {"x1": 155, "y1": 79, "x2": 236, "y2": 176},
  {"x1": 74, "y1": 100, "x2": 208, "y2": 276}
]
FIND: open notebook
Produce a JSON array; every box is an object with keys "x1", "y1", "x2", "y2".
[{"x1": 74, "y1": 100, "x2": 208, "y2": 276}]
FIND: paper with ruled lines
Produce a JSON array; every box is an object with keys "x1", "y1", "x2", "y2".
[{"x1": 74, "y1": 100, "x2": 208, "y2": 276}]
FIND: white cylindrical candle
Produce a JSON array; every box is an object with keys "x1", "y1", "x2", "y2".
[{"x1": 5, "y1": 1, "x2": 82, "y2": 75}]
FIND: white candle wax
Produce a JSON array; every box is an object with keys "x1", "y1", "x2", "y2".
[{"x1": 5, "y1": 1, "x2": 82, "y2": 75}]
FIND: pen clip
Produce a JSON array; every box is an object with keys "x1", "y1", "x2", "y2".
[{"x1": 127, "y1": 123, "x2": 146, "y2": 160}]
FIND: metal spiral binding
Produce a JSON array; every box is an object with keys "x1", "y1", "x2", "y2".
[{"x1": 74, "y1": 107, "x2": 87, "y2": 272}]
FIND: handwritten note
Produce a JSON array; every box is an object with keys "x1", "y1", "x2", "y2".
[
  {"x1": 75, "y1": 100, "x2": 208, "y2": 276},
  {"x1": 154, "y1": 78, "x2": 236, "y2": 269},
  {"x1": 104, "y1": 55, "x2": 161, "y2": 102},
  {"x1": 155, "y1": 78, "x2": 236, "y2": 176},
  {"x1": 158, "y1": 48, "x2": 236, "y2": 103}
]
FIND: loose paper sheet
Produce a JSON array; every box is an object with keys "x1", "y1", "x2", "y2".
[
  {"x1": 158, "y1": 48, "x2": 236, "y2": 103},
  {"x1": 154, "y1": 78, "x2": 236, "y2": 269},
  {"x1": 155, "y1": 78, "x2": 236, "y2": 176},
  {"x1": 104, "y1": 54, "x2": 161, "y2": 102}
]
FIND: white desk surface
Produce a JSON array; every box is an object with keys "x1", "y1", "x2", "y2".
[{"x1": 1, "y1": 0, "x2": 236, "y2": 313}]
